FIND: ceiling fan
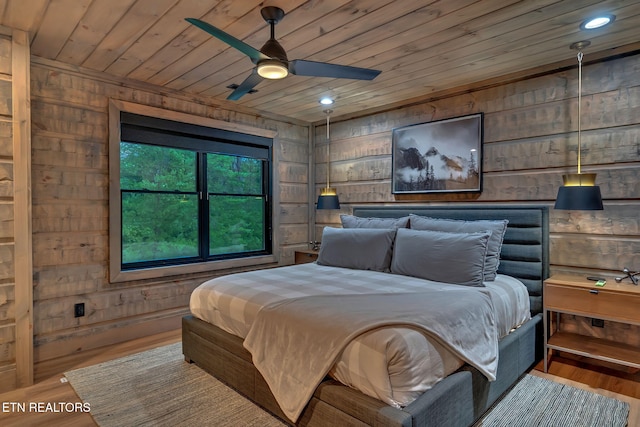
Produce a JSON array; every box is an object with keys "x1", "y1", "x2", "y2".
[{"x1": 185, "y1": 6, "x2": 381, "y2": 100}]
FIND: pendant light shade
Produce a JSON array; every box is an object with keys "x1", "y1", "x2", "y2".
[
  {"x1": 554, "y1": 43, "x2": 603, "y2": 210},
  {"x1": 317, "y1": 187, "x2": 340, "y2": 209},
  {"x1": 555, "y1": 186, "x2": 603, "y2": 210},
  {"x1": 554, "y1": 172, "x2": 603, "y2": 210},
  {"x1": 317, "y1": 109, "x2": 340, "y2": 210}
]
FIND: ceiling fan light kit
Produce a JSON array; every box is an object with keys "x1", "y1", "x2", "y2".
[
  {"x1": 257, "y1": 60, "x2": 288, "y2": 79},
  {"x1": 186, "y1": 7, "x2": 380, "y2": 100}
]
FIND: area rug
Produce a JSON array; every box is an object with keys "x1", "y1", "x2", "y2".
[
  {"x1": 474, "y1": 373, "x2": 629, "y2": 427},
  {"x1": 66, "y1": 343, "x2": 630, "y2": 427},
  {"x1": 64, "y1": 342, "x2": 284, "y2": 426}
]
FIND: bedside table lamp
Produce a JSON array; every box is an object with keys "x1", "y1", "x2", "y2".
[
  {"x1": 554, "y1": 41, "x2": 603, "y2": 211},
  {"x1": 317, "y1": 109, "x2": 340, "y2": 210}
]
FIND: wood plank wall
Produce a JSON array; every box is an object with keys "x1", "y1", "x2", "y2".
[
  {"x1": 314, "y1": 51, "x2": 640, "y2": 348},
  {"x1": 315, "y1": 51, "x2": 640, "y2": 276},
  {"x1": 26, "y1": 58, "x2": 310, "y2": 383}
]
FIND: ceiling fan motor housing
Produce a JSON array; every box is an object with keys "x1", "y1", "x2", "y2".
[
  {"x1": 259, "y1": 7, "x2": 288, "y2": 65},
  {"x1": 260, "y1": 38, "x2": 288, "y2": 62}
]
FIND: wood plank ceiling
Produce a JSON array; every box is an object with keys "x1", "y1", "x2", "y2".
[{"x1": 2, "y1": 0, "x2": 640, "y2": 122}]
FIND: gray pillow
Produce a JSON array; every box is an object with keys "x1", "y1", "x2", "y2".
[
  {"x1": 317, "y1": 227, "x2": 396, "y2": 272},
  {"x1": 340, "y1": 214, "x2": 409, "y2": 229},
  {"x1": 408, "y1": 214, "x2": 508, "y2": 281},
  {"x1": 391, "y1": 228, "x2": 490, "y2": 287}
]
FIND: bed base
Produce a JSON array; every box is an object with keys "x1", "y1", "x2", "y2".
[{"x1": 182, "y1": 313, "x2": 543, "y2": 426}]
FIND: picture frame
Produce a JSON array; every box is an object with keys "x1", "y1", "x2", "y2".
[{"x1": 391, "y1": 113, "x2": 483, "y2": 194}]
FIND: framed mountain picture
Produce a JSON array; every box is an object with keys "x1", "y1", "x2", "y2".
[{"x1": 391, "y1": 113, "x2": 483, "y2": 194}]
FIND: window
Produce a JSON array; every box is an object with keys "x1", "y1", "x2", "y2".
[
  {"x1": 120, "y1": 142, "x2": 200, "y2": 266},
  {"x1": 109, "y1": 102, "x2": 277, "y2": 282}
]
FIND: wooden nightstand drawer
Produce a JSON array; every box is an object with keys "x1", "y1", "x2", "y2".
[
  {"x1": 295, "y1": 250, "x2": 318, "y2": 264},
  {"x1": 545, "y1": 283, "x2": 640, "y2": 323}
]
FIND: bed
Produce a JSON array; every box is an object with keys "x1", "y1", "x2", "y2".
[{"x1": 182, "y1": 205, "x2": 549, "y2": 426}]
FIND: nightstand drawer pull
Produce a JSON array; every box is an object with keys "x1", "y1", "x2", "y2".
[{"x1": 589, "y1": 289, "x2": 599, "y2": 294}]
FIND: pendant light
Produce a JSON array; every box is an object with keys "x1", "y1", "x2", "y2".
[
  {"x1": 554, "y1": 41, "x2": 603, "y2": 210},
  {"x1": 316, "y1": 109, "x2": 340, "y2": 210}
]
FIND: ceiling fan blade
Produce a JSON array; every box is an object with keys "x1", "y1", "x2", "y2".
[
  {"x1": 290, "y1": 60, "x2": 381, "y2": 80},
  {"x1": 185, "y1": 18, "x2": 269, "y2": 62},
  {"x1": 227, "y1": 71, "x2": 263, "y2": 100}
]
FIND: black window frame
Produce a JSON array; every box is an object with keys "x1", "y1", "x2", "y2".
[{"x1": 119, "y1": 112, "x2": 273, "y2": 271}]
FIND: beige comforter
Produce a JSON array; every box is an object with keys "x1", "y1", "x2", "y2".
[{"x1": 243, "y1": 288, "x2": 498, "y2": 422}]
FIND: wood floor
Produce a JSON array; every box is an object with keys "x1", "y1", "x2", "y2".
[{"x1": 0, "y1": 329, "x2": 638, "y2": 427}]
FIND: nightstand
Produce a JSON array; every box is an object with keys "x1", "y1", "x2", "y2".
[
  {"x1": 294, "y1": 250, "x2": 318, "y2": 264},
  {"x1": 543, "y1": 274, "x2": 640, "y2": 372}
]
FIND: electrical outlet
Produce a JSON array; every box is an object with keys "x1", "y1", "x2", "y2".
[
  {"x1": 74, "y1": 303, "x2": 85, "y2": 318},
  {"x1": 591, "y1": 318, "x2": 604, "y2": 328}
]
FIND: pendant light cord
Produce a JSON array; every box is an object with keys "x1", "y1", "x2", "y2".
[
  {"x1": 324, "y1": 109, "x2": 333, "y2": 189},
  {"x1": 577, "y1": 51, "x2": 583, "y2": 174}
]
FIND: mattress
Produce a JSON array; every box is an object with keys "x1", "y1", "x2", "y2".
[{"x1": 190, "y1": 263, "x2": 531, "y2": 408}]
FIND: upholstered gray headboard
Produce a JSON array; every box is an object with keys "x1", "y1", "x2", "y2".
[{"x1": 352, "y1": 205, "x2": 549, "y2": 314}]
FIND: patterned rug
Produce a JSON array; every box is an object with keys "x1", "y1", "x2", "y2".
[
  {"x1": 65, "y1": 343, "x2": 284, "y2": 426},
  {"x1": 475, "y1": 373, "x2": 629, "y2": 427},
  {"x1": 66, "y1": 343, "x2": 629, "y2": 427}
]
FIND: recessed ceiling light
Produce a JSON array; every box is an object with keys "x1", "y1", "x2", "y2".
[
  {"x1": 319, "y1": 97, "x2": 334, "y2": 105},
  {"x1": 580, "y1": 14, "x2": 615, "y2": 30}
]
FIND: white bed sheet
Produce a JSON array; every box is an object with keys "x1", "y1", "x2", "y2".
[{"x1": 190, "y1": 263, "x2": 531, "y2": 408}]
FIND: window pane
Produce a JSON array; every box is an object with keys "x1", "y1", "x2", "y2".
[
  {"x1": 121, "y1": 142, "x2": 196, "y2": 192},
  {"x1": 207, "y1": 154, "x2": 262, "y2": 194},
  {"x1": 122, "y1": 193, "x2": 198, "y2": 264},
  {"x1": 210, "y1": 196, "x2": 265, "y2": 255}
]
